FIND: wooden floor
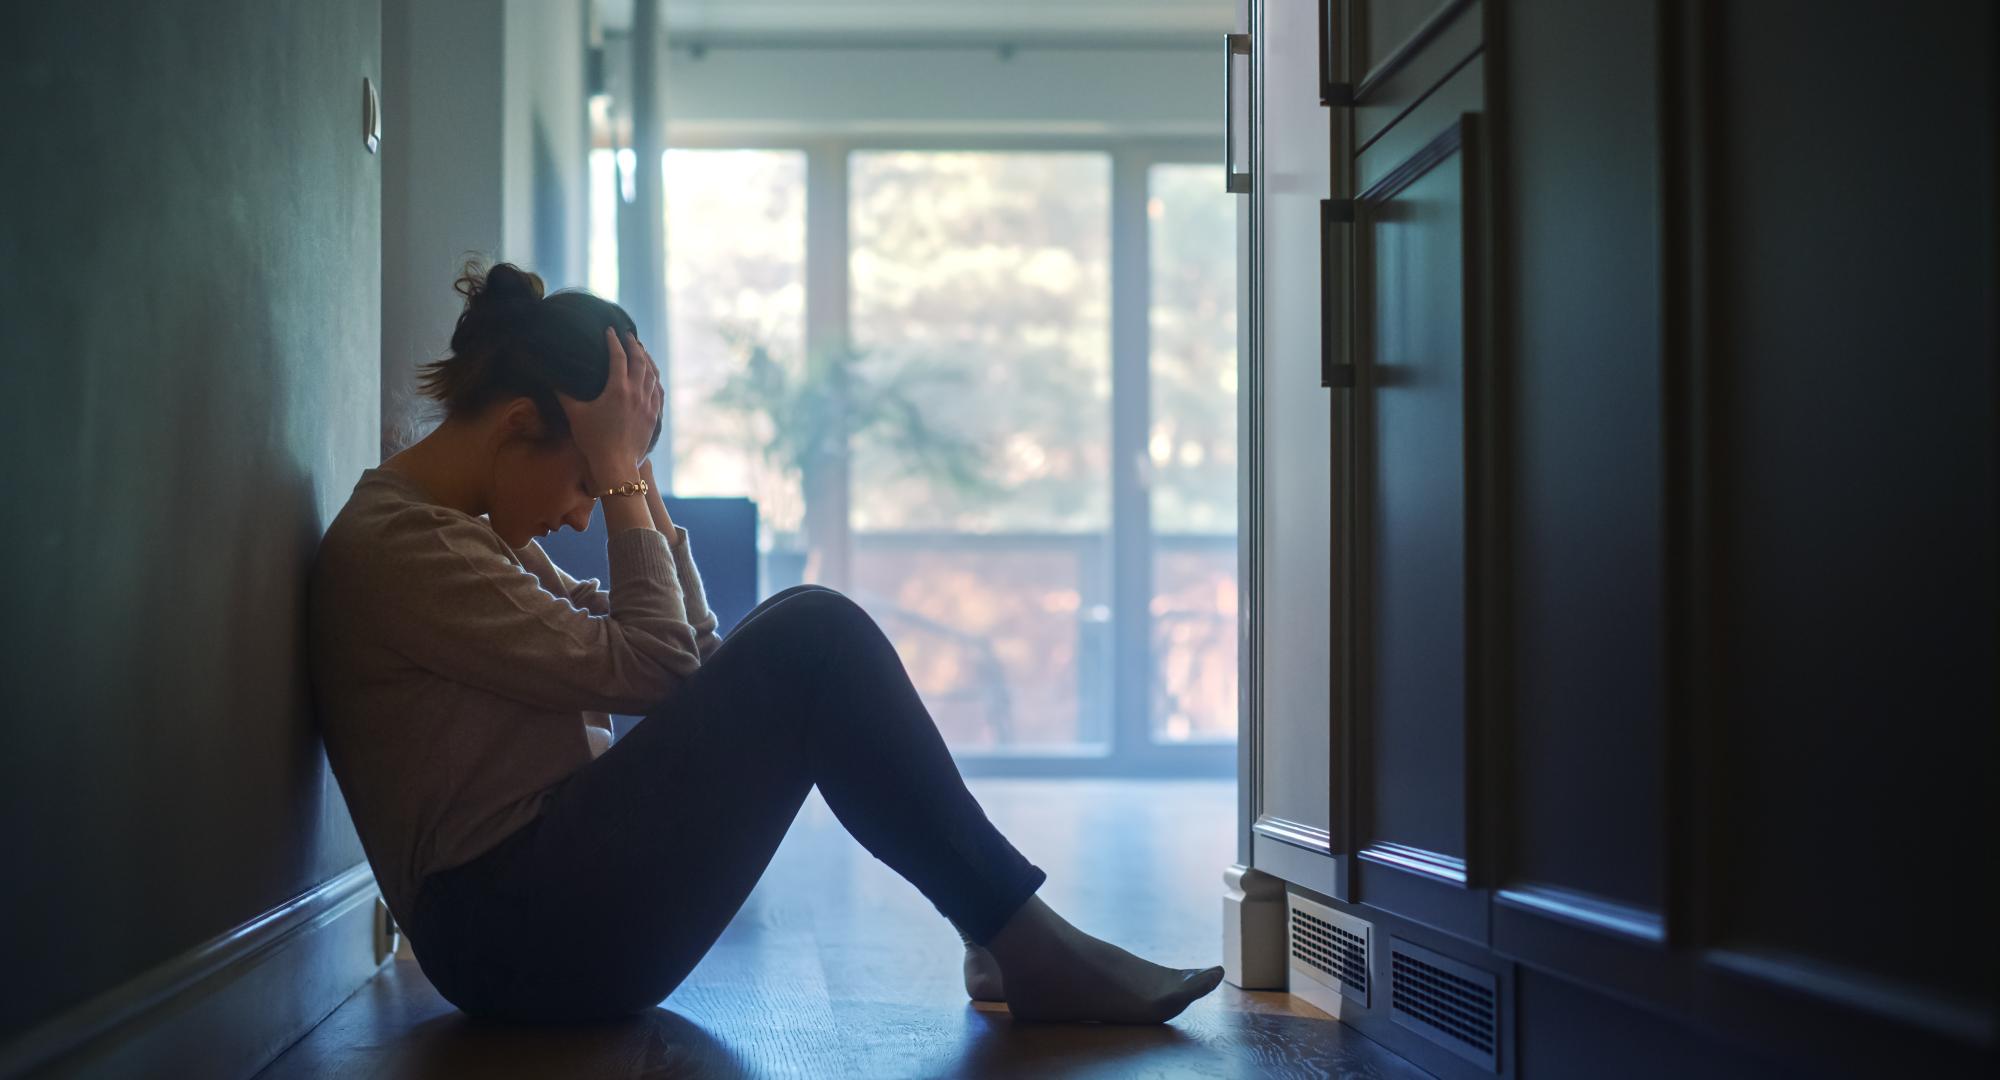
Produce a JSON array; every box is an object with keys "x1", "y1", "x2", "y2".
[{"x1": 258, "y1": 779, "x2": 1424, "y2": 1079}]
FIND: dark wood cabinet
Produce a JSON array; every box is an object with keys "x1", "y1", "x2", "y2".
[{"x1": 1235, "y1": 1, "x2": 1996, "y2": 1075}]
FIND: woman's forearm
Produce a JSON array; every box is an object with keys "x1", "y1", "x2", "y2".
[
  {"x1": 643, "y1": 487, "x2": 675, "y2": 535},
  {"x1": 637, "y1": 456, "x2": 723, "y2": 660},
  {"x1": 589, "y1": 454, "x2": 656, "y2": 535},
  {"x1": 639, "y1": 458, "x2": 675, "y2": 535},
  {"x1": 599, "y1": 485, "x2": 656, "y2": 535}
]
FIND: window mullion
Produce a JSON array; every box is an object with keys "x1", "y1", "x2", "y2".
[
  {"x1": 1110, "y1": 147, "x2": 1155, "y2": 763},
  {"x1": 804, "y1": 141, "x2": 853, "y2": 591}
]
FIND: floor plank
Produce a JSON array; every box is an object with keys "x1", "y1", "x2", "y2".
[{"x1": 259, "y1": 779, "x2": 1424, "y2": 1079}]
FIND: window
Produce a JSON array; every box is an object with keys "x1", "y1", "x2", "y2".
[
  {"x1": 586, "y1": 148, "x2": 624, "y2": 301},
  {"x1": 851, "y1": 152, "x2": 1113, "y2": 751},
  {"x1": 663, "y1": 149, "x2": 807, "y2": 542},
  {"x1": 1148, "y1": 163, "x2": 1239, "y2": 744},
  {"x1": 589, "y1": 141, "x2": 1237, "y2": 774}
]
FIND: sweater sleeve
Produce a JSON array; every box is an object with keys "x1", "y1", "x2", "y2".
[
  {"x1": 515, "y1": 538, "x2": 612, "y2": 617},
  {"x1": 516, "y1": 527, "x2": 724, "y2": 660},
  {"x1": 368, "y1": 509, "x2": 702, "y2": 714},
  {"x1": 667, "y1": 524, "x2": 726, "y2": 661}
]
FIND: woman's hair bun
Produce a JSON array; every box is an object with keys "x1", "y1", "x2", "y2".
[{"x1": 455, "y1": 258, "x2": 547, "y2": 312}]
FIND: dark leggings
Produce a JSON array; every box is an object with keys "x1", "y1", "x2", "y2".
[{"x1": 405, "y1": 585, "x2": 1048, "y2": 1023}]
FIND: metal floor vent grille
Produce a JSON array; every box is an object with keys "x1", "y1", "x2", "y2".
[
  {"x1": 1292, "y1": 908, "x2": 1368, "y2": 999},
  {"x1": 1285, "y1": 893, "x2": 1370, "y2": 1013},
  {"x1": 1389, "y1": 938, "x2": 1499, "y2": 1072}
]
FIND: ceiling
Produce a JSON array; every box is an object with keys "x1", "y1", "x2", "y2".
[{"x1": 597, "y1": 0, "x2": 1233, "y2": 45}]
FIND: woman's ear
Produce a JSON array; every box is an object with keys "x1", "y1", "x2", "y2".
[{"x1": 498, "y1": 397, "x2": 545, "y2": 443}]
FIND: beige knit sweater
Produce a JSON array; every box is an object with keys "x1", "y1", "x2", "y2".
[{"x1": 306, "y1": 466, "x2": 723, "y2": 926}]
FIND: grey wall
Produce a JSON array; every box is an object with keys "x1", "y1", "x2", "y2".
[
  {"x1": 654, "y1": 42, "x2": 1219, "y2": 137},
  {"x1": 0, "y1": 0, "x2": 380, "y2": 1041},
  {"x1": 380, "y1": 0, "x2": 505, "y2": 457},
  {"x1": 504, "y1": 0, "x2": 591, "y2": 290},
  {"x1": 382, "y1": 0, "x2": 590, "y2": 458}
]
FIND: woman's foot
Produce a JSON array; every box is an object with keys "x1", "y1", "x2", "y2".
[
  {"x1": 983, "y1": 894, "x2": 1226, "y2": 1024},
  {"x1": 963, "y1": 943, "x2": 1005, "y2": 1002}
]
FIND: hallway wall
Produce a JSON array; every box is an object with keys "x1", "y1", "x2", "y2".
[
  {"x1": 0, "y1": 0, "x2": 381, "y2": 1048},
  {"x1": 656, "y1": 42, "x2": 1216, "y2": 138},
  {"x1": 380, "y1": 0, "x2": 591, "y2": 458},
  {"x1": 503, "y1": 0, "x2": 591, "y2": 291}
]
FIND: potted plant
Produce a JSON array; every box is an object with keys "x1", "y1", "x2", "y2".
[{"x1": 707, "y1": 329, "x2": 996, "y2": 591}]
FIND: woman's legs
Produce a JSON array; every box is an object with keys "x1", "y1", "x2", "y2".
[
  {"x1": 745, "y1": 590, "x2": 1006, "y2": 1002},
  {"x1": 437, "y1": 585, "x2": 1047, "y2": 1019},
  {"x1": 418, "y1": 585, "x2": 1223, "y2": 1025}
]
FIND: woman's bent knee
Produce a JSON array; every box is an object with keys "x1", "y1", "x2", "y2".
[
  {"x1": 720, "y1": 587, "x2": 867, "y2": 659},
  {"x1": 771, "y1": 583, "x2": 839, "y2": 602},
  {"x1": 776, "y1": 585, "x2": 867, "y2": 623},
  {"x1": 760, "y1": 584, "x2": 860, "y2": 620},
  {"x1": 733, "y1": 584, "x2": 840, "y2": 631}
]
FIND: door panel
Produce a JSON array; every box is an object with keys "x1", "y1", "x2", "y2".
[
  {"x1": 1356, "y1": 0, "x2": 1460, "y2": 78},
  {"x1": 1704, "y1": 0, "x2": 1997, "y2": 1008},
  {"x1": 1494, "y1": 0, "x2": 1667, "y2": 941},
  {"x1": 1354, "y1": 116, "x2": 1474, "y2": 881},
  {"x1": 1350, "y1": 0, "x2": 1482, "y2": 150},
  {"x1": 1252, "y1": 0, "x2": 1337, "y2": 857}
]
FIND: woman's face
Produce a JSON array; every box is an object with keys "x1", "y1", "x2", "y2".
[{"x1": 488, "y1": 435, "x2": 599, "y2": 550}]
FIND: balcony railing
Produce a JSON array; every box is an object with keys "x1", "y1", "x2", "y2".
[{"x1": 764, "y1": 530, "x2": 1237, "y2": 773}]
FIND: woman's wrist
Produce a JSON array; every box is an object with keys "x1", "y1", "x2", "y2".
[
  {"x1": 637, "y1": 465, "x2": 673, "y2": 531},
  {"x1": 599, "y1": 486, "x2": 656, "y2": 535},
  {"x1": 597, "y1": 477, "x2": 651, "y2": 499},
  {"x1": 586, "y1": 453, "x2": 644, "y2": 489}
]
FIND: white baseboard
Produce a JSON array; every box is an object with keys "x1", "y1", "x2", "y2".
[
  {"x1": 1222, "y1": 862, "x2": 1290, "y2": 990},
  {"x1": 1, "y1": 863, "x2": 386, "y2": 1079}
]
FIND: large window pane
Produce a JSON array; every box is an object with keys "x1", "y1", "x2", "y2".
[
  {"x1": 664, "y1": 149, "x2": 808, "y2": 542},
  {"x1": 850, "y1": 151, "x2": 1113, "y2": 751},
  {"x1": 850, "y1": 152, "x2": 1111, "y2": 532},
  {"x1": 587, "y1": 147, "x2": 622, "y2": 301},
  {"x1": 852, "y1": 535, "x2": 1108, "y2": 751},
  {"x1": 1149, "y1": 163, "x2": 1239, "y2": 743}
]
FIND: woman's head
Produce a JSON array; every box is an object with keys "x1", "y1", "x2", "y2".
[
  {"x1": 412, "y1": 259, "x2": 662, "y2": 545},
  {"x1": 417, "y1": 260, "x2": 660, "y2": 447}
]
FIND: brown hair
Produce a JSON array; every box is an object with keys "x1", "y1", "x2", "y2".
[{"x1": 414, "y1": 258, "x2": 661, "y2": 452}]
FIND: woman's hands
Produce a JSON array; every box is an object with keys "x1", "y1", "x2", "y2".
[{"x1": 562, "y1": 327, "x2": 662, "y2": 482}]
